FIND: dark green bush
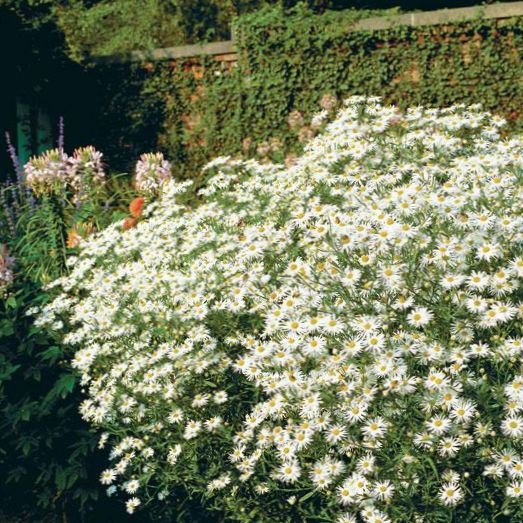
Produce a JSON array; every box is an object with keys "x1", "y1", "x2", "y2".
[
  {"x1": 94, "y1": 3, "x2": 523, "y2": 177},
  {"x1": 0, "y1": 157, "x2": 134, "y2": 522}
]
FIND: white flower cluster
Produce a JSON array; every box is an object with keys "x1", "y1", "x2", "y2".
[
  {"x1": 37, "y1": 97, "x2": 523, "y2": 521},
  {"x1": 134, "y1": 152, "x2": 172, "y2": 196},
  {"x1": 24, "y1": 148, "x2": 69, "y2": 196},
  {"x1": 24, "y1": 146, "x2": 105, "y2": 197},
  {"x1": 68, "y1": 146, "x2": 105, "y2": 195}
]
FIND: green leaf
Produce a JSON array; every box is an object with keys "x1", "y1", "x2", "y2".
[
  {"x1": 424, "y1": 456, "x2": 439, "y2": 477},
  {"x1": 5, "y1": 296, "x2": 17, "y2": 309},
  {"x1": 20, "y1": 406, "x2": 32, "y2": 421},
  {"x1": 0, "y1": 363, "x2": 21, "y2": 381},
  {"x1": 0, "y1": 319, "x2": 14, "y2": 337},
  {"x1": 299, "y1": 490, "x2": 315, "y2": 502},
  {"x1": 54, "y1": 373, "x2": 77, "y2": 397},
  {"x1": 39, "y1": 346, "x2": 63, "y2": 362},
  {"x1": 22, "y1": 441, "x2": 32, "y2": 456}
]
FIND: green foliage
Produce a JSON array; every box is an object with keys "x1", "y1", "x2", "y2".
[
  {"x1": 103, "y1": 3, "x2": 523, "y2": 178},
  {"x1": 3, "y1": 0, "x2": 298, "y2": 61},
  {"x1": 14, "y1": 196, "x2": 68, "y2": 283},
  {"x1": 0, "y1": 282, "x2": 189, "y2": 523},
  {"x1": 0, "y1": 157, "x2": 138, "y2": 520},
  {"x1": 55, "y1": 0, "x2": 184, "y2": 61},
  {"x1": 0, "y1": 0, "x2": 399, "y2": 61},
  {"x1": 218, "y1": 4, "x2": 523, "y2": 149},
  {"x1": 0, "y1": 298, "x2": 220, "y2": 521},
  {"x1": 0, "y1": 145, "x2": 221, "y2": 519},
  {"x1": 0, "y1": 284, "x2": 99, "y2": 518},
  {"x1": 9, "y1": 1, "x2": 521, "y2": 178}
]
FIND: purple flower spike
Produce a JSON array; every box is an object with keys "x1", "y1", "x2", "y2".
[
  {"x1": 5, "y1": 132, "x2": 23, "y2": 186},
  {"x1": 58, "y1": 116, "x2": 64, "y2": 151}
]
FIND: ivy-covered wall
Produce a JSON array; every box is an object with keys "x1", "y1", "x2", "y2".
[{"x1": 95, "y1": 4, "x2": 523, "y2": 176}]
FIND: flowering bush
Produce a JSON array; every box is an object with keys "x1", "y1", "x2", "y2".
[
  {"x1": 69, "y1": 146, "x2": 106, "y2": 199},
  {"x1": 24, "y1": 146, "x2": 106, "y2": 198},
  {"x1": 8, "y1": 143, "x2": 138, "y2": 284},
  {"x1": 134, "y1": 152, "x2": 172, "y2": 196},
  {"x1": 24, "y1": 148, "x2": 70, "y2": 197},
  {"x1": 37, "y1": 97, "x2": 523, "y2": 522},
  {"x1": 0, "y1": 136, "x2": 147, "y2": 522}
]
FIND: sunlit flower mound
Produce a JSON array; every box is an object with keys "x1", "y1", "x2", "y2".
[{"x1": 37, "y1": 97, "x2": 523, "y2": 522}]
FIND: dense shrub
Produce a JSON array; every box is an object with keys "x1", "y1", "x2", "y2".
[
  {"x1": 88, "y1": 3, "x2": 523, "y2": 177},
  {"x1": 36, "y1": 98, "x2": 523, "y2": 522},
  {"x1": 0, "y1": 281, "x2": 110, "y2": 522},
  {"x1": 0, "y1": 145, "x2": 136, "y2": 522},
  {"x1": 2, "y1": 0, "x2": 349, "y2": 61}
]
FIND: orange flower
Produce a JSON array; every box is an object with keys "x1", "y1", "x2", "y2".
[
  {"x1": 129, "y1": 197, "x2": 145, "y2": 218},
  {"x1": 67, "y1": 228, "x2": 82, "y2": 248},
  {"x1": 123, "y1": 217, "x2": 137, "y2": 231}
]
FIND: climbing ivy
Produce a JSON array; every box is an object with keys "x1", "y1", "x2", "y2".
[{"x1": 97, "y1": 3, "x2": 523, "y2": 176}]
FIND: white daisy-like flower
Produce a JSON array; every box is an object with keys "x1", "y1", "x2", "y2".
[
  {"x1": 407, "y1": 307, "x2": 433, "y2": 327},
  {"x1": 439, "y1": 482, "x2": 463, "y2": 506}
]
